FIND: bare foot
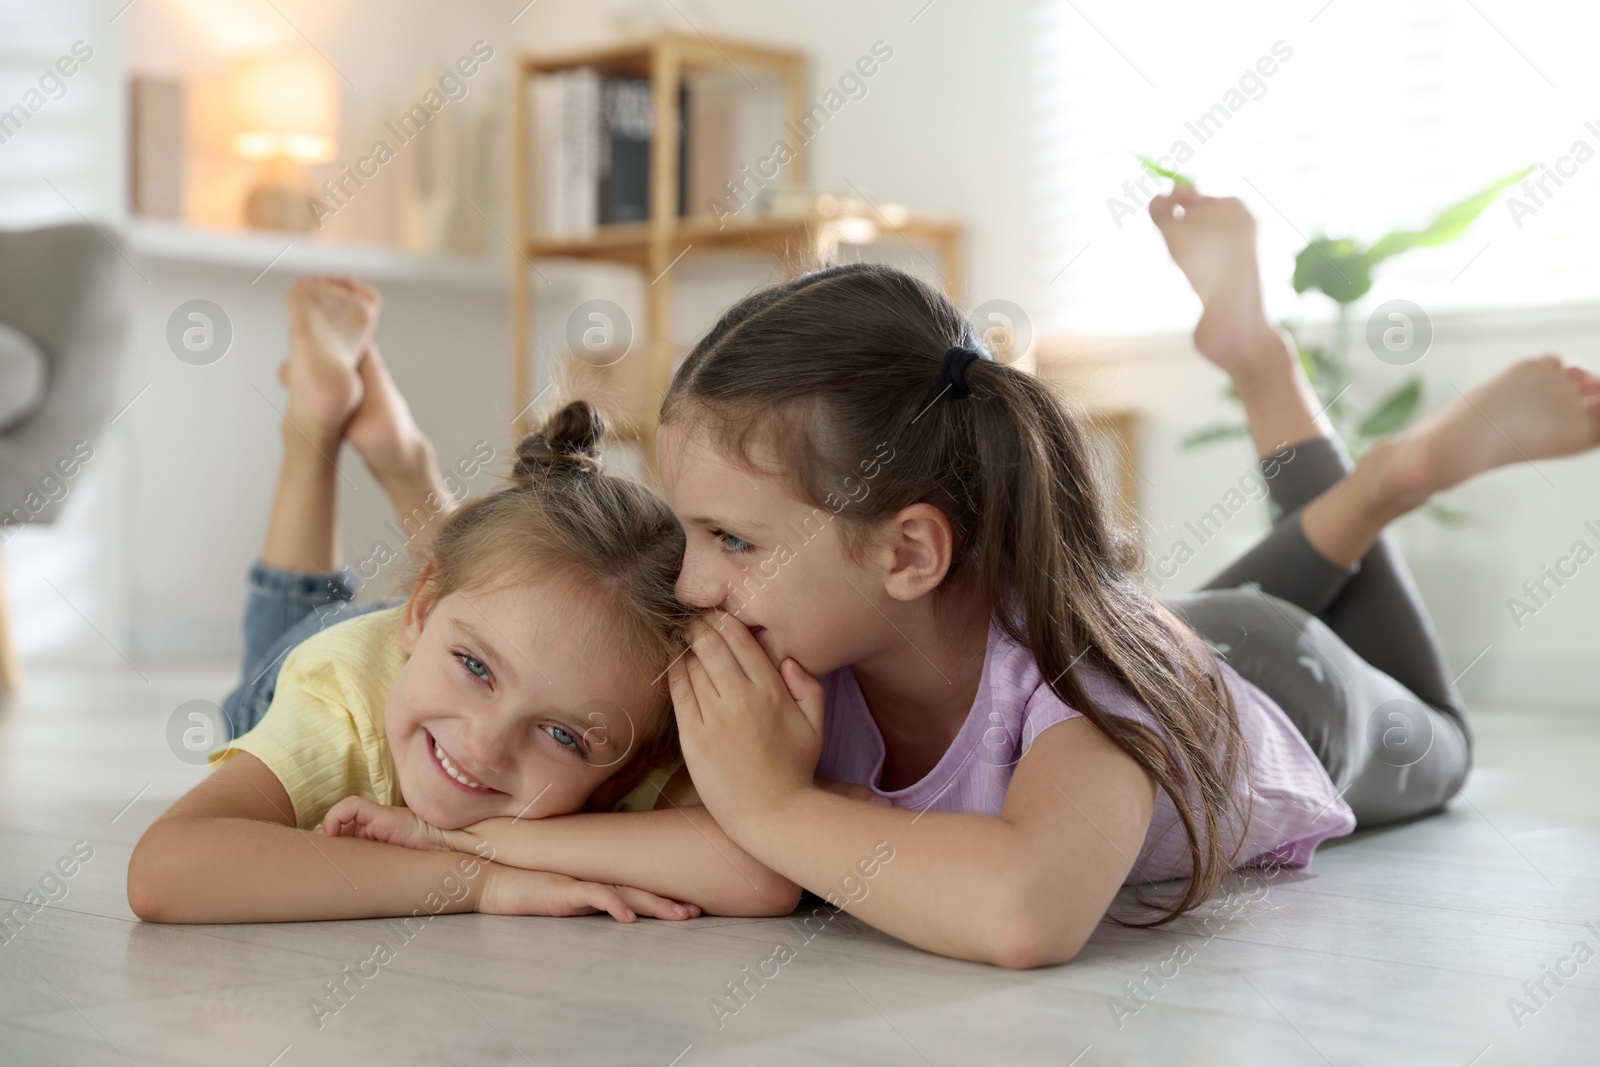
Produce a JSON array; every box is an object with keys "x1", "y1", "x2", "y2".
[
  {"x1": 345, "y1": 342, "x2": 433, "y2": 487},
  {"x1": 1383, "y1": 355, "x2": 1600, "y2": 501},
  {"x1": 283, "y1": 276, "x2": 382, "y2": 433},
  {"x1": 1148, "y1": 186, "x2": 1283, "y2": 378}
]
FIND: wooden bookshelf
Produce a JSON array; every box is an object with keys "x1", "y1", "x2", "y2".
[{"x1": 509, "y1": 32, "x2": 962, "y2": 466}]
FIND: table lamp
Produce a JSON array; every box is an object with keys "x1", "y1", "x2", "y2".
[{"x1": 228, "y1": 53, "x2": 337, "y2": 231}]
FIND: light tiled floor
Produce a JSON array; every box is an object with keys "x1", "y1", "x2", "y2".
[{"x1": 1, "y1": 667, "x2": 1596, "y2": 1065}]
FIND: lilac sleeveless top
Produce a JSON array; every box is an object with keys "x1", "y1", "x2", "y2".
[{"x1": 816, "y1": 615, "x2": 1356, "y2": 883}]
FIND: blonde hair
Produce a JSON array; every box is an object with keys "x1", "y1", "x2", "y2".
[{"x1": 420, "y1": 400, "x2": 692, "y2": 769}]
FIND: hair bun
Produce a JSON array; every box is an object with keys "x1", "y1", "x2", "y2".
[{"x1": 513, "y1": 400, "x2": 607, "y2": 484}]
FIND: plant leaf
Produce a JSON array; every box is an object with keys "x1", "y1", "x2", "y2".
[
  {"x1": 1293, "y1": 236, "x2": 1374, "y2": 304},
  {"x1": 1366, "y1": 165, "x2": 1536, "y2": 264},
  {"x1": 1292, "y1": 166, "x2": 1534, "y2": 305},
  {"x1": 1181, "y1": 423, "x2": 1249, "y2": 448},
  {"x1": 1356, "y1": 379, "x2": 1422, "y2": 439},
  {"x1": 1423, "y1": 500, "x2": 1470, "y2": 526},
  {"x1": 1134, "y1": 152, "x2": 1194, "y2": 186}
]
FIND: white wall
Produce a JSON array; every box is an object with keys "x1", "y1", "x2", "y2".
[
  {"x1": 125, "y1": 260, "x2": 514, "y2": 661},
  {"x1": 9, "y1": 244, "x2": 526, "y2": 668}
]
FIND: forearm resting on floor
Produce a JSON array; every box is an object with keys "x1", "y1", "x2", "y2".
[
  {"x1": 128, "y1": 817, "x2": 488, "y2": 923},
  {"x1": 451, "y1": 803, "x2": 801, "y2": 917}
]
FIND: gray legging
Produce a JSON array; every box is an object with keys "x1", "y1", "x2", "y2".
[{"x1": 1161, "y1": 436, "x2": 1472, "y2": 828}]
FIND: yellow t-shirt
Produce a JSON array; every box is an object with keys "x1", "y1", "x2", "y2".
[{"x1": 212, "y1": 606, "x2": 678, "y2": 828}]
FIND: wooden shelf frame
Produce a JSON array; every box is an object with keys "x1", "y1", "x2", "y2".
[{"x1": 508, "y1": 32, "x2": 962, "y2": 465}]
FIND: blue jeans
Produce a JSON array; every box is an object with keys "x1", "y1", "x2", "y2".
[{"x1": 220, "y1": 561, "x2": 401, "y2": 739}]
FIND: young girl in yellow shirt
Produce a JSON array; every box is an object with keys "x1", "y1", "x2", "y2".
[{"x1": 127, "y1": 278, "x2": 797, "y2": 924}]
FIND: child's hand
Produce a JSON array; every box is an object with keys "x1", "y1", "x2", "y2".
[
  {"x1": 320, "y1": 797, "x2": 454, "y2": 852},
  {"x1": 668, "y1": 612, "x2": 828, "y2": 833},
  {"x1": 477, "y1": 865, "x2": 701, "y2": 922}
]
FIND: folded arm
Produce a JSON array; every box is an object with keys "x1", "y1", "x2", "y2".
[
  {"x1": 712, "y1": 718, "x2": 1156, "y2": 968},
  {"x1": 439, "y1": 766, "x2": 804, "y2": 917},
  {"x1": 127, "y1": 753, "x2": 690, "y2": 924}
]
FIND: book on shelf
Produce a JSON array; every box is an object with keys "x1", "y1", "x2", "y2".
[
  {"x1": 530, "y1": 67, "x2": 599, "y2": 237},
  {"x1": 528, "y1": 65, "x2": 787, "y2": 236},
  {"x1": 599, "y1": 77, "x2": 651, "y2": 224}
]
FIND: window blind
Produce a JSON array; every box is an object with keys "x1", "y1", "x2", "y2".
[{"x1": 1033, "y1": 0, "x2": 1600, "y2": 335}]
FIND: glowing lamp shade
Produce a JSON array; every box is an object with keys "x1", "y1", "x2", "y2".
[
  {"x1": 228, "y1": 54, "x2": 337, "y2": 163},
  {"x1": 227, "y1": 53, "x2": 337, "y2": 230}
]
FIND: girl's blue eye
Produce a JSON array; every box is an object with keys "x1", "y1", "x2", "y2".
[
  {"x1": 714, "y1": 529, "x2": 753, "y2": 553},
  {"x1": 456, "y1": 653, "x2": 489, "y2": 681},
  {"x1": 546, "y1": 725, "x2": 579, "y2": 749}
]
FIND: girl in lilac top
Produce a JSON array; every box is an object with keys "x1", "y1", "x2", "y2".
[
  {"x1": 816, "y1": 612, "x2": 1357, "y2": 884},
  {"x1": 657, "y1": 186, "x2": 1600, "y2": 968}
]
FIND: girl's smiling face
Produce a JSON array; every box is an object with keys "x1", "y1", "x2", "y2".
[
  {"x1": 386, "y1": 571, "x2": 658, "y2": 830},
  {"x1": 658, "y1": 421, "x2": 894, "y2": 679}
]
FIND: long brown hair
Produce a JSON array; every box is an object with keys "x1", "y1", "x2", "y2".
[
  {"x1": 419, "y1": 399, "x2": 694, "y2": 771},
  {"x1": 660, "y1": 262, "x2": 1252, "y2": 924}
]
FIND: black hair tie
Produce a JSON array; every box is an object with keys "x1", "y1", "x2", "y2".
[{"x1": 939, "y1": 345, "x2": 986, "y2": 400}]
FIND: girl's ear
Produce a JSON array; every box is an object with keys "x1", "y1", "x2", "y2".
[
  {"x1": 879, "y1": 503, "x2": 956, "y2": 602},
  {"x1": 395, "y1": 561, "x2": 440, "y2": 655}
]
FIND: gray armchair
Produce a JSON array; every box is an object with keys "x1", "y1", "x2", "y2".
[{"x1": 0, "y1": 223, "x2": 133, "y2": 690}]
